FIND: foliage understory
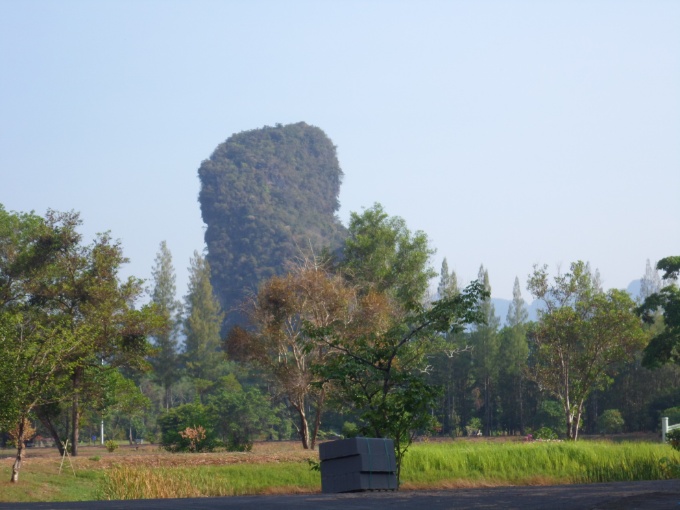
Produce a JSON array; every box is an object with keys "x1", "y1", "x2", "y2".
[{"x1": 1, "y1": 439, "x2": 678, "y2": 502}]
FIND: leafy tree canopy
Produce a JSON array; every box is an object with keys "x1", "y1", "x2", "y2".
[
  {"x1": 311, "y1": 279, "x2": 487, "y2": 483},
  {"x1": 229, "y1": 252, "x2": 353, "y2": 450},
  {"x1": 342, "y1": 203, "x2": 435, "y2": 313},
  {"x1": 639, "y1": 256, "x2": 680, "y2": 368},
  {"x1": 528, "y1": 261, "x2": 645, "y2": 440}
]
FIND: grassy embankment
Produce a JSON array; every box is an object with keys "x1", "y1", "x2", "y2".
[{"x1": 0, "y1": 438, "x2": 678, "y2": 502}]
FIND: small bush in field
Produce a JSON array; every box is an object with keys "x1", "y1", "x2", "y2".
[
  {"x1": 105, "y1": 440, "x2": 119, "y2": 453},
  {"x1": 665, "y1": 429, "x2": 680, "y2": 451},
  {"x1": 342, "y1": 422, "x2": 359, "y2": 438},
  {"x1": 158, "y1": 402, "x2": 217, "y2": 452},
  {"x1": 465, "y1": 417, "x2": 482, "y2": 437},
  {"x1": 534, "y1": 427, "x2": 558, "y2": 440},
  {"x1": 179, "y1": 426, "x2": 207, "y2": 452},
  {"x1": 598, "y1": 409, "x2": 625, "y2": 434}
]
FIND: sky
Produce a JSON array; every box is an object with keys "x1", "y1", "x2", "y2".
[{"x1": 1, "y1": 0, "x2": 678, "y2": 302}]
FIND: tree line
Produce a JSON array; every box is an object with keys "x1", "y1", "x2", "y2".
[{"x1": 1, "y1": 202, "x2": 679, "y2": 487}]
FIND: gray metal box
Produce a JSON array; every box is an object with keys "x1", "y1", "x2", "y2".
[
  {"x1": 321, "y1": 451, "x2": 395, "y2": 475},
  {"x1": 321, "y1": 470, "x2": 398, "y2": 493},
  {"x1": 319, "y1": 437, "x2": 396, "y2": 461},
  {"x1": 319, "y1": 438, "x2": 398, "y2": 493}
]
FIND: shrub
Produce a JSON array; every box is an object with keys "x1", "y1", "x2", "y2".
[
  {"x1": 342, "y1": 422, "x2": 359, "y2": 438},
  {"x1": 666, "y1": 429, "x2": 680, "y2": 451},
  {"x1": 598, "y1": 409, "x2": 625, "y2": 434},
  {"x1": 465, "y1": 417, "x2": 482, "y2": 437},
  {"x1": 209, "y1": 387, "x2": 279, "y2": 452},
  {"x1": 158, "y1": 402, "x2": 217, "y2": 452},
  {"x1": 534, "y1": 427, "x2": 558, "y2": 440},
  {"x1": 179, "y1": 426, "x2": 207, "y2": 452},
  {"x1": 105, "y1": 440, "x2": 119, "y2": 453}
]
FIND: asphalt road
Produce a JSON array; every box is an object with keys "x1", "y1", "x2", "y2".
[{"x1": 2, "y1": 480, "x2": 680, "y2": 510}]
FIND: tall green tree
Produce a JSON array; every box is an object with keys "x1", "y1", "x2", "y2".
[
  {"x1": 102, "y1": 370, "x2": 151, "y2": 444},
  {"x1": 638, "y1": 256, "x2": 680, "y2": 368},
  {"x1": 313, "y1": 280, "x2": 487, "y2": 484},
  {"x1": 507, "y1": 276, "x2": 529, "y2": 329},
  {"x1": 431, "y1": 257, "x2": 465, "y2": 434},
  {"x1": 312, "y1": 206, "x2": 486, "y2": 483},
  {"x1": 342, "y1": 203, "x2": 435, "y2": 313},
  {"x1": 640, "y1": 259, "x2": 664, "y2": 302},
  {"x1": 498, "y1": 276, "x2": 529, "y2": 434},
  {"x1": 437, "y1": 257, "x2": 459, "y2": 300},
  {"x1": 0, "y1": 206, "x2": 82, "y2": 482},
  {"x1": 0, "y1": 206, "x2": 158, "y2": 476},
  {"x1": 183, "y1": 251, "x2": 225, "y2": 397},
  {"x1": 470, "y1": 265, "x2": 500, "y2": 436},
  {"x1": 32, "y1": 211, "x2": 158, "y2": 457},
  {"x1": 527, "y1": 261, "x2": 645, "y2": 440},
  {"x1": 149, "y1": 241, "x2": 181, "y2": 410}
]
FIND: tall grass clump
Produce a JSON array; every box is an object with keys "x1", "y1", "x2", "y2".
[
  {"x1": 98, "y1": 462, "x2": 319, "y2": 500},
  {"x1": 401, "y1": 441, "x2": 680, "y2": 488}
]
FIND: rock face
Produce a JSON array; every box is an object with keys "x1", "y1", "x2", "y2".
[{"x1": 198, "y1": 122, "x2": 346, "y2": 329}]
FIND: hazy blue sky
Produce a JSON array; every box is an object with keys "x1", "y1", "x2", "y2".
[{"x1": 2, "y1": 1, "x2": 678, "y2": 301}]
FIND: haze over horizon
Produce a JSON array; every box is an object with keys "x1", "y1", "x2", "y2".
[{"x1": 2, "y1": 1, "x2": 678, "y2": 301}]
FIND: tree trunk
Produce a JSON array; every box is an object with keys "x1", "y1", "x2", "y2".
[
  {"x1": 35, "y1": 407, "x2": 65, "y2": 456},
  {"x1": 458, "y1": 378, "x2": 470, "y2": 436},
  {"x1": 71, "y1": 398, "x2": 80, "y2": 456},
  {"x1": 590, "y1": 391, "x2": 599, "y2": 435},
  {"x1": 71, "y1": 368, "x2": 81, "y2": 457},
  {"x1": 566, "y1": 406, "x2": 583, "y2": 441},
  {"x1": 565, "y1": 407, "x2": 574, "y2": 440},
  {"x1": 293, "y1": 399, "x2": 310, "y2": 449},
  {"x1": 10, "y1": 418, "x2": 27, "y2": 483},
  {"x1": 518, "y1": 374, "x2": 525, "y2": 436},
  {"x1": 165, "y1": 384, "x2": 171, "y2": 411},
  {"x1": 484, "y1": 376, "x2": 492, "y2": 436},
  {"x1": 310, "y1": 389, "x2": 326, "y2": 450},
  {"x1": 446, "y1": 380, "x2": 456, "y2": 435},
  {"x1": 572, "y1": 402, "x2": 584, "y2": 441},
  {"x1": 444, "y1": 357, "x2": 454, "y2": 435}
]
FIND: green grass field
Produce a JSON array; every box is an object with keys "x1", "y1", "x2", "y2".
[
  {"x1": 401, "y1": 440, "x2": 680, "y2": 488},
  {"x1": 1, "y1": 438, "x2": 678, "y2": 502}
]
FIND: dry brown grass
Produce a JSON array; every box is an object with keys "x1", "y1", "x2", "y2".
[
  {"x1": 1, "y1": 440, "x2": 318, "y2": 472},
  {"x1": 0, "y1": 441, "x2": 321, "y2": 502}
]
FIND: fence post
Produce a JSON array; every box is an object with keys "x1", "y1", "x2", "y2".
[{"x1": 662, "y1": 416, "x2": 669, "y2": 443}]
